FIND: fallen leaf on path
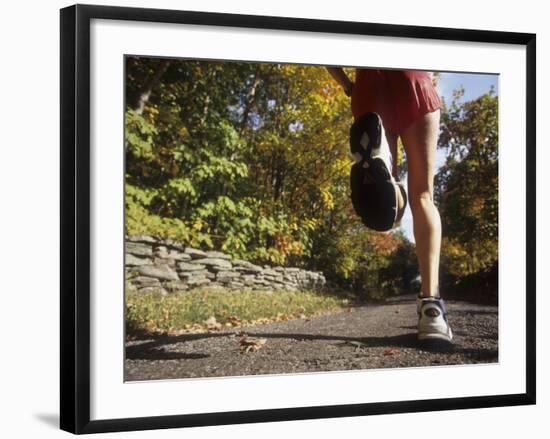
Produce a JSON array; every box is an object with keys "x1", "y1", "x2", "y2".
[
  {"x1": 276, "y1": 313, "x2": 291, "y2": 322},
  {"x1": 348, "y1": 341, "x2": 367, "y2": 351},
  {"x1": 383, "y1": 348, "x2": 400, "y2": 356},
  {"x1": 239, "y1": 336, "x2": 267, "y2": 353},
  {"x1": 227, "y1": 315, "x2": 242, "y2": 326},
  {"x1": 203, "y1": 316, "x2": 222, "y2": 330}
]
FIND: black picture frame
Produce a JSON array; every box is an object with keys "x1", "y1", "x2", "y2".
[{"x1": 60, "y1": 3, "x2": 536, "y2": 434}]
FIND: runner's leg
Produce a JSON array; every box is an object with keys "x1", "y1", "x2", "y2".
[
  {"x1": 400, "y1": 109, "x2": 441, "y2": 298},
  {"x1": 385, "y1": 129, "x2": 399, "y2": 179}
]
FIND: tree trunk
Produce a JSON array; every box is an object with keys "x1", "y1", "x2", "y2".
[
  {"x1": 132, "y1": 59, "x2": 170, "y2": 114},
  {"x1": 240, "y1": 69, "x2": 261, "y2": 132}
]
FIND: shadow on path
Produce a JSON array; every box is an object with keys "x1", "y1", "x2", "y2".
[
  {"x1": 126, "y1": 329, "x2": 497, "y2": 360},
  {"x1": 126, "y1": 349, "x2": 211, "y2": 361}
]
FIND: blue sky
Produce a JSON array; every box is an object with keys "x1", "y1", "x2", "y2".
[
  {"x1": 438, "y1": 72, "x2": 498, "y2": 105},
  {"x1": 398, "y1": 72, "x2": 498, "y2": 242}
]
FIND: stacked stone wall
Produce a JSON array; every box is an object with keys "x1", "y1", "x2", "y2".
[{"x1": 125, "y1": 235, "x2": 326, "y2": 294}]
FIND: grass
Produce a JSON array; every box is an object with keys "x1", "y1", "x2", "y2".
[{"x1": 126, "y1": 287, "x2": 349, "y2": 336}]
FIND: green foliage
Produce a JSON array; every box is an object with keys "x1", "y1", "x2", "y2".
[
  {"x1": 436, "y1": 88, "x2": 498, "y2": 283},
  {"x1": 126, "y1": 58, "x2": 485, "y2": 299},
  {"x1": 311, "y1": 218, "x2": 417, "y2": 299}
]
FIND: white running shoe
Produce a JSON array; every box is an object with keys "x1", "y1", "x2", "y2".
[{"x1": 417, "y1": 296, "x2": 453, "y2": 342}]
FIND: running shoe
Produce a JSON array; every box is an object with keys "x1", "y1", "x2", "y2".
[{"x1": 417, "y1": 296, "x2": 453, "y2": 342}]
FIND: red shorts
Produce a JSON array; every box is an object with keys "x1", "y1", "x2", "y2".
[{"x1": 351, "y1": 69, "x2": 441, "y2": 135}]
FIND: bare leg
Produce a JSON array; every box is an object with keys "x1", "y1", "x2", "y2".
[
  {"x1": 400, "y1": 110, "x2": 441, "y2": 298},
  {"x1": 385, "y1": 129, "x2": 399, "y2": 179}
]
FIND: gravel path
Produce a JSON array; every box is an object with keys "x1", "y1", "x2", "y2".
[{"x1": 125, "y1": 296, "x2": 498, "y2": 381}]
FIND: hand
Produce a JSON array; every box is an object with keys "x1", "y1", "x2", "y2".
[{"x1": 326, "y1": 67, "x2": 354, "y2": 97}]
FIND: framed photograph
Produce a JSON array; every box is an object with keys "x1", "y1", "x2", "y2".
[{"x1": 60, "y1": 4, "x2": 536, "y2": 434}]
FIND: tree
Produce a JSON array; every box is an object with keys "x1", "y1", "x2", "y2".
[
  {"x1": 436, "y1": 87, "x2": 498, "y2": 282},
  {"x1": 124, "y1": 58, "x2": 417, "y2": 296}
]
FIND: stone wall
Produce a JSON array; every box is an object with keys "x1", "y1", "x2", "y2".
[{"x1": 125, "y1": 235, "x2": 326, "y2": 295}]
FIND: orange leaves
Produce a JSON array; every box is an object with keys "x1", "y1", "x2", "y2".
[
  {"x1": 383, "y1": 348, "x2": 400, "y2": 356},
  {"x1": 365, "y1": 232, "x2": 401, "y2": 256}
]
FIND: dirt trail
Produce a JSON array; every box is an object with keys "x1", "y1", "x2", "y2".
[{"x1": 125, "y1": 296, "x2": 498, "y2": 381}]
